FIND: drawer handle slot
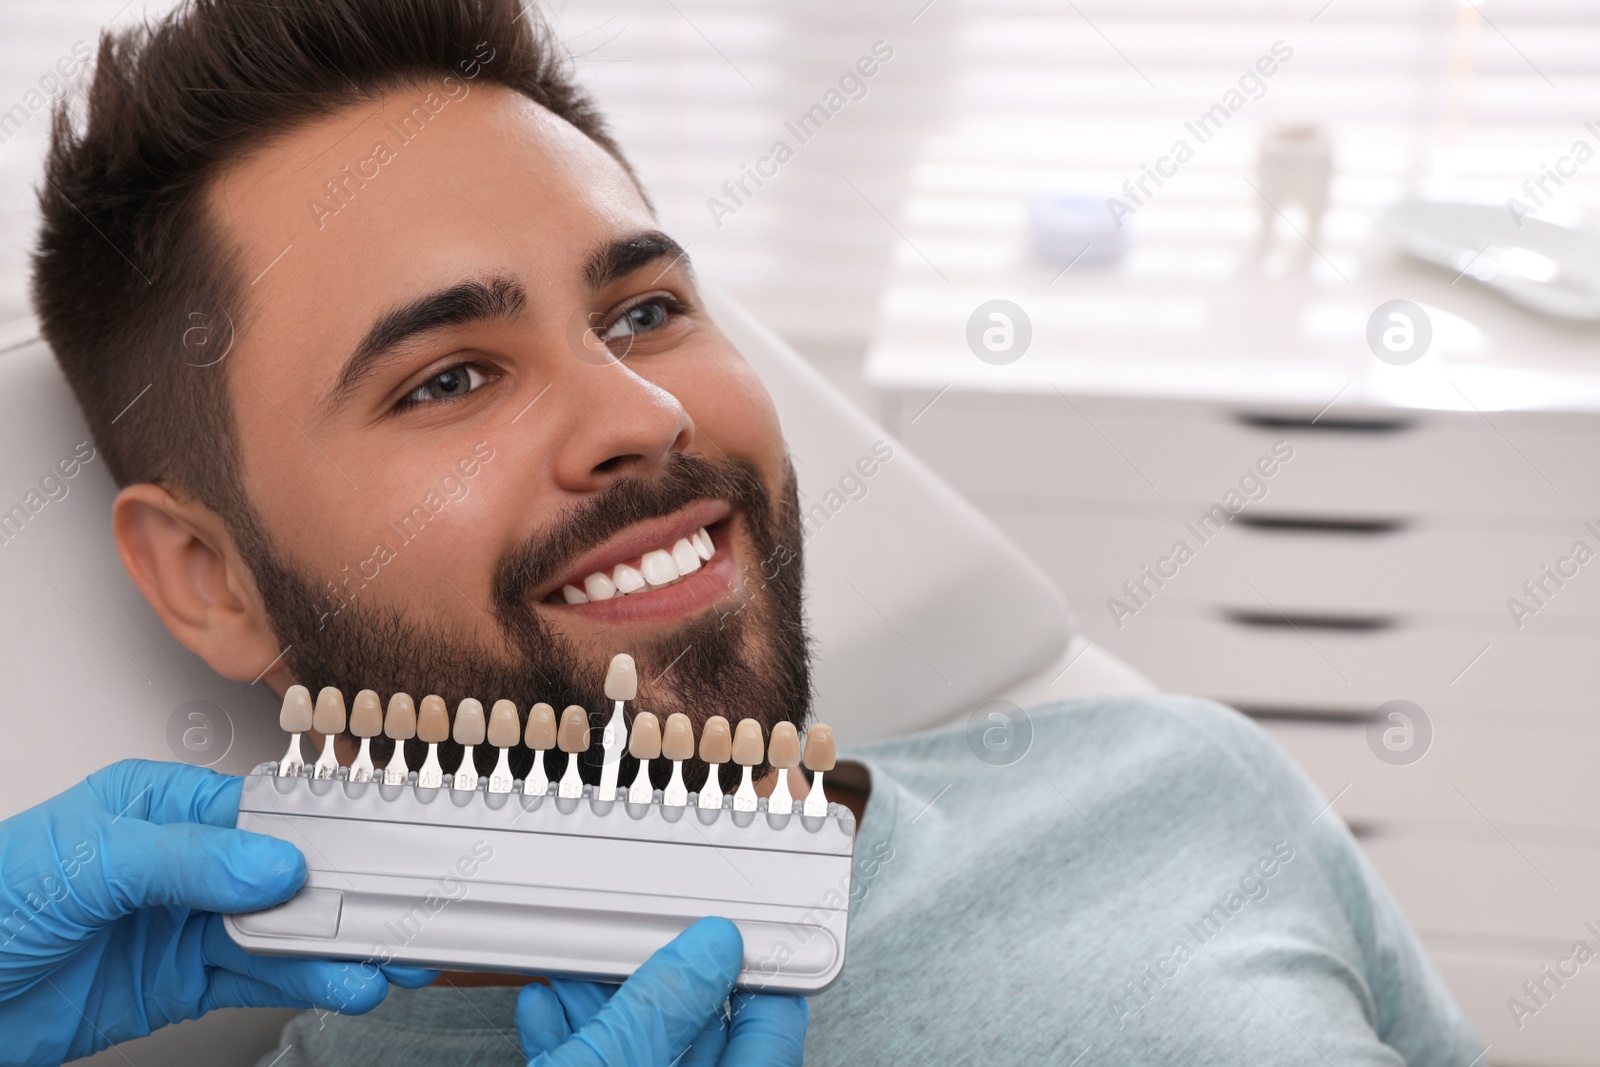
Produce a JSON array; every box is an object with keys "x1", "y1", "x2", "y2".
[
  {"x1": 1223, "y1": 609, "x2": 1395, "y2": 632},
  {"x1": 1233, "y1": 412, "x2": 1414, "y2": 433},
  {"x1": 1235, "y1": 515, "x2": 1406, "y2": 535}
]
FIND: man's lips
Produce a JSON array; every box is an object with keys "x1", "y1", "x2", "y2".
[{"x1": 537, "y1": 499, "x2": 732, "y2": 605}]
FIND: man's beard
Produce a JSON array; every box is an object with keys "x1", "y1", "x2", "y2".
[{"x1": 229, "y1": 452, "x2": 811, "y2": 791}]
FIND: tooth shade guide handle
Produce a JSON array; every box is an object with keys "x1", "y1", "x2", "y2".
[
  {"x1": 487, "y1": 699, "x2": 519, "y2": 794},
  {"x1": 453, "y1": 699, "x2": 486, "y2": 791},
  {"x1": 599, "y1": 654, "x2": 637, "y2": 799},
  {"x1": 382, "y1": 693, "x2": 417, "y2": 785},
  {"x1": 557, "y1": 705, "x2": 589, "y2": 799},
  {"x1": 766, "y1": 721, "x2": 800, "y2": 815},
  {"x1": 732, "y1": 718, "x2": 763, "y2": 813},
  {"x1": 802, "y1": 724, "x2": 836, "y2": 817},
  {"x1": 312, "y1": 687, "x2": 347, "y2": 780},
  {"x1": 524, "y1": 703, "x2": 556, "y2": 796},
  {"x1": 661, "y1": 713, "x2": 693, "y2": 807},
  {"x1": 349, "y1": 690, "x2": 383, "y2": 784},
  {"x1": 697, "y1": 716, "x2": 732, "y2": 810},
  {"x1": 416, "y1": 695, "x2": 449, "y2": 789},
  {"x1": 628, "y1": 712, "x2": 661, "y2": 805},
  {"x1": 277, "y1": 685, "x2": 313, "y2": 777}
]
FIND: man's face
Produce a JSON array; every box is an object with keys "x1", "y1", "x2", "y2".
[{"x1": 207, "y1": 80, "x2": 808, "y2": 778}]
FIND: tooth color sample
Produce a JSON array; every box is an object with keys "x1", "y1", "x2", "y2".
[
  {"x1": 349, "y1": 690, "x2": 383, "y2": 738},
  {"x1": 280, "y1": 686, "x2": 313, "y2": 733},
  {"x1": 313, "y1": 687, "x2": 347, "y2": 735},
  {"x1": 662, "y1": 713, "x2": 695, "y2": 761},
  {"x1": 803, "y1": 724, "x2": 837, "y2": 772},
  {"x1": 417, "y1": 695, "x2": 450, "y2": 744},
  {"x1": 613, "y1": 564, "x2": 646, "y2": 594},
  {"x1": 558, "y1": 705, "x2": 590, "y2": 753},
  {"x1": 732, "y1": 718, "x2": 764, "y2": 766},
  {"x1": 525, "y1": 703, "x2": 557, "y2": 750},
  {"x1": 453, "y1": 698, "x2": 486, "y2": 746},
  {"x1": 487, "y1": 700, "x2": 520, "y2": 748},
  {"x1": 640, "y1": 549, "x2": 677, "y2": 586},
  {"x1": 384, "y1": 694, "x2": 417, "y2": 740},
  {"x1": 767, "y1": 722, "x2": 800, "y2": 769},
  {"x1": 605, "y1": 653, "x2": 638, "y2": 701},
  {"x1": 629, "y1": 712, "x2": 662, "y2": 759},
  {"x1": 699, "y1": 716, "x2": 732, "y2": 764}
]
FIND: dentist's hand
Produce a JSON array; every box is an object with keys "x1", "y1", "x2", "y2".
[
  {"x1": 0, "y1": 758, "x2": 436, "y2": 1066},
  {"x1": 514, "y1": 917, "x2": 807, "y2": 1066}
]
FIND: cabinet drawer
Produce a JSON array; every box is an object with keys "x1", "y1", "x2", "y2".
[
  {"x1": 889, "y1": 390, "x2": 1600, "y2": 520},
  {"x1": 1088, "y1": 612, "x2": 1599, "y2": 730},
  {"x1": 994, "y1": 510, "x2": 1600, "y2": 624}
]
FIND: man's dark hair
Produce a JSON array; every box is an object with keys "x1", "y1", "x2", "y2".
[{"x1": 32, "y1": 0, "x2": 631, "y2": 523}]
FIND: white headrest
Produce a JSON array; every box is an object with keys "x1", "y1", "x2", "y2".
[{"x1": 0, "y1": 289, "x2": 1069, "y2": 816}]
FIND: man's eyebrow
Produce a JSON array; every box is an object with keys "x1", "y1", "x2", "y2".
[
  {"x1": 325, "y1": 274, "x2": 527, "y2": 413},
  {"x1": 584, "y1": 230, "x2": 691, "y2": 290}
]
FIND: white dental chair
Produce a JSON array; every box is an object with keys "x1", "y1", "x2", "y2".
[{"x1": 0, "y1": 288, "x2": 1150, "y2": 1065}]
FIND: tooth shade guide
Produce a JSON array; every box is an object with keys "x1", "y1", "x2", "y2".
[
  {"x1": 599, "y1": 654, "x2": 637, "y2": 800},
  {"x1": 524, "y1": 702, "x2": 556, "y2": 796},
  {"x1": 557, "y1": 705, "x2": 589, "y2": 799},
  {"x1": 766, "y1": 722, "x2": 800, "y2": 814},
  {"x1": 661, "y1": 712, "x2": 693, "y2": 806},
  {"x1": 383, "y1": 693, "x2": 417, "y2": 785},
  {"x1": 452, "y1": 698, "x2": 486, "y2": 791},
  {"x1": 312, "y1": 687, "x2": 347, "y2": 780},
  {"x1": 802, "y1": 725, "x2": 836, "y2": 817},
  {"x1": 416, "y1": 695, "x2": 449, "y2": 789},
  {"x1": 697, "y1": 716, "x2": 732, "y2": 810},
  {"x1": 349, "y1": 690, "x2": 383, "y2": 784},
  {"x1": 731, "y1": 719, "x2": 763, "y2": 812},
  {"x1": 627, "y1": 711, "x2": 661, "y2": 805},
  {"x1": 486, "y1": 700, "x2": 519, "y2": 794},
  {"x1": 277, "y1": 685, "x2": 313, "y2": 777}
]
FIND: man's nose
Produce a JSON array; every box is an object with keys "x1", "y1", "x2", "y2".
[{"x1": 547, "y1": 359, "x2": 693, "y2": 492}]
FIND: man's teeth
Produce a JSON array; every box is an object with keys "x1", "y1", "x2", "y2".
[{"x1": 559, "y1": 527, "x2": 716, "y2": 604}]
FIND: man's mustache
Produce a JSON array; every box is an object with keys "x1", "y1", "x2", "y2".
[{"x1": 490, "y1": 452, "x2": 766, "y2": 611}]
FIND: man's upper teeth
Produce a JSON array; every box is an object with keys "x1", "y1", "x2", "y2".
[{"x1": 560, "y1": 527, "x2": 715, "y2": 604}]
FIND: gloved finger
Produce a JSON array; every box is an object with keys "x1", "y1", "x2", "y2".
[
  {"x1": 84, "y1": 759, "x2": 244, "y2": 828},
  {"x1": 201, "y1": 968, "x2": 314, "y2": 1012},
  {"x1": 200, "y1": 913, "x2": 390, "y2": 1015},
  {"x1": 678, "y1": 1006, "x2": 731, "y2": 1067},
  {"x1": 516, "y1": 982, "x2": 573, "y2": 1056},
  {"x1": 721, "y1": 992, "x2": 807, "y2": 1066},
  {"x1": 544, "y1": 976, "x2": 619, "y2": 1031},
  {"x1": 532, "y1": 917, "x2": 745, "y2": 1067},
  {"x1": 381, "y1": 965, "x2": 440, "y2": 989},
  {"x1": 94, "y1": 819, "x2": 304, "y2": 919}
]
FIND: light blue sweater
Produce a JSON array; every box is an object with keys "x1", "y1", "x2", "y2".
[{"x1": 258, "y1": 695, "x2": 1483, "y2": 1065}]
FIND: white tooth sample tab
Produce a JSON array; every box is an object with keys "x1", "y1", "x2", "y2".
[
  {"x1": 640, "y1": 548, "x2": 677, "y2": 587},
  {"x1": 613, "y1": 563, "x2": 646, "y2": 594},
  {"x1": 671, "y1": 538, "x2": 701, "y2": 575},
  {"x1": 599, "y1": 653, "x2": 636, "y2": 799},
  {"x1": 584, "y1": 571, "x2": 617, "y2": 601}
]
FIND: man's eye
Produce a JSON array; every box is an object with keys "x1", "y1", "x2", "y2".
[
  {"x1": 400, "y1": 364, "x2": 489, "y2": 407},
  {"x1": 599, "y1": 299, "x2": 674, "y2": 343}
]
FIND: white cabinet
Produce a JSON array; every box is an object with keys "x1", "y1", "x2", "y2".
[{"x1": 867, "y1": 249, "x2": 1600, "y2": 1064}]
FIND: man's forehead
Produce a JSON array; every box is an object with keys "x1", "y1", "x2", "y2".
[{"x1": 207, "y1": 82, "x2": 649, "y2": 364}]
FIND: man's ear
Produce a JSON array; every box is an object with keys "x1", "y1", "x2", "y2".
[{"x1": 112, "y1": 483, "x2": 286, "y2": 684}]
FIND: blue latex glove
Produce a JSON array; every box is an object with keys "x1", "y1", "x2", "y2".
[
  {"x1": 515, "y1": 917, "x2": 807, "y2": 1066},
  {"x1": 0, "y1": 758, "x2": 437, "y2": 1066}
]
